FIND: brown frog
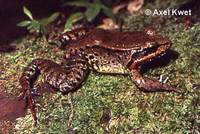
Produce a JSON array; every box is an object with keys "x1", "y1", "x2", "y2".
[{"x1": 20, "y1": 27, "x2": 179, "y2": 125}]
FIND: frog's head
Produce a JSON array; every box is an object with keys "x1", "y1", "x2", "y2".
[
  {"x1": 131, "y1": 28, "x2": 171, "y2": 63},
  {"x1": 145, "y1": 28, "x2": 171, "y2": 48}
]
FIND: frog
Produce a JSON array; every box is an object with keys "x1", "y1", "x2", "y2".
[{"x1": 19, "y1": 27, "x2": 179, "y2": 125}]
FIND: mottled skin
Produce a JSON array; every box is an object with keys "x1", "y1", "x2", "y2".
[{"x1": 20, "y1": 28, "x2": 179, "y2": 125}]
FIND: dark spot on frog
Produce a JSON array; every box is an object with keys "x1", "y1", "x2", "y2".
[
  {"x1": 111, "y1": 60, "x2": 115, "y2": 64},
  {"x1": 93, "y1": 53, "x2": 99, "y2": 56},
  {"x1": 88, "y1": 55, "x2": 95, "y2": 59},
  {"x1": 79, "y1": 48, "x2": 84, "y2": 52}
]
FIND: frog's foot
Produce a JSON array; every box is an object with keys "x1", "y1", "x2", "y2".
[
  {"x1": 17, "y1": 88, "x2": 38, "y2": 125},
  {"x1": 130, "y1": 69, "x2": 180, "y2": 93},
  {"x1": 26, "y1": 90, "x2": 38, "y2": 126},
  {"x1": 19, "y1": 83, "x2": 59, "y2": 125}
]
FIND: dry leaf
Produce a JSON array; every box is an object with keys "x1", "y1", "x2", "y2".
[
  {"x1": 112, "y1": 3, "x2": 127, "y2": 14},
  {"x1": 99, "y1": 18, "x2": 119, "y2": 30},
  {"x1": 127, "y1": 0, "x2": 144, "y2": 14}
]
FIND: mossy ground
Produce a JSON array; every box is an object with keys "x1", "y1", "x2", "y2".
[{"x1": 0, "y1": 11, "x2": 200, "y2": 134}]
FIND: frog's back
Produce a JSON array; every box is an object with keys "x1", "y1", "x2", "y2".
[{"x1": 68, "y1": 28, "x2": 156, "y2": 51}]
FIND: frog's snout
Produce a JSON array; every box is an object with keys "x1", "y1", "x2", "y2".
[{"x1": 155, "y1": 35, "x2": 171, "y2": 46}]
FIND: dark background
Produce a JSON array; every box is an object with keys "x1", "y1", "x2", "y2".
[
  {"x1": 0, "y1": 0, "x2": 200, "y2": 46},
  {"x1": 0, "y1": 0, "x2": 60, "y2": 45}
]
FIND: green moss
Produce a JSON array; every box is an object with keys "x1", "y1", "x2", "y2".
[{"x1": 1, "y1": 10, "x2": 200, "y2": 134}]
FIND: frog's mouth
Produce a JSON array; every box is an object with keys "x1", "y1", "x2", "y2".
[{"x1": 132, "y1": 43, "x2": 171, "y2": 60}]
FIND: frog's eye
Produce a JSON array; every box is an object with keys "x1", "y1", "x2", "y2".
[{"x1": 145, "y1": 28, "x2": 155, "y2": 36}]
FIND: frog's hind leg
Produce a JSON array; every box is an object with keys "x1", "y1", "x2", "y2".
[
  {"x1": 19, "y1": 59, "x2": 42, "y2": 125},
  {"x1": 130, "y1": 69, "x2": 180, "y2": 93},
  {"x1": 20, "y1": 58, "x2": 89, "y2": 125}
]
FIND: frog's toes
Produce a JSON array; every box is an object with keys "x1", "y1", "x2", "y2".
[{"x1": 159, "y1": 75, "x2": 169, "y2": 83}]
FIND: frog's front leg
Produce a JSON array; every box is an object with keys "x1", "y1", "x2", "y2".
[
  {"x1": 20, "y1": 58, "x2": 89, "y2": 124},
  {"x1": 130, "y1": 69, "x2": 180, "y2": 93}
]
